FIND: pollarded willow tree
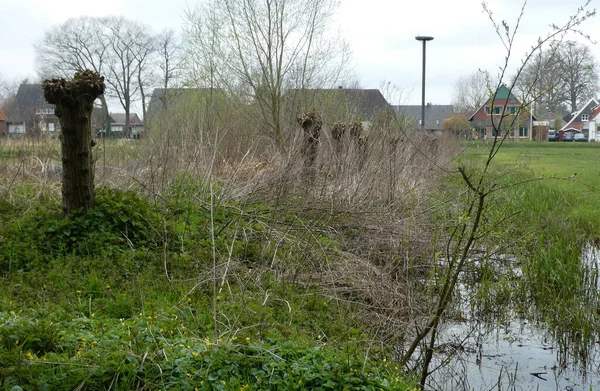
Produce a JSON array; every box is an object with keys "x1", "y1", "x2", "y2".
[
  {"x1": 43, "y1": 70, "x2": 105, "y2": 216},
  {"x1": 183, "y1": 0, "x2": 351, "y2": 151}
]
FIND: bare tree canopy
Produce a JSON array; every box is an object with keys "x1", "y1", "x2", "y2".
[
  {"x1": 35, "y1": 16, "x2": 158, "y2": 136},
  {"x1": 514, "y1": 41, "x2": 598, "y2": 115},
  {"x1": 0, "y1": 74, "x2": 21, "y2": 114},
  {"x1": 451, "y1": 71, "x2": 490, "y2": 115},
  {"x1": 183, "y1": 0, "x2": 351, "y2": 150},
  {"x1": 559, "y1": 41, "x2": 599, "y2": 113},
  {"x1": 156, "y1": 28, "x2": 184, "y2": 91},
  {"x1": 103, "y1": 16, "x2": 154, "y2": 134}
]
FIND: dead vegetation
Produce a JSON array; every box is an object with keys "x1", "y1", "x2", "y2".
[{"x1": 0, "y1": 103, "x2": 460, "y2": 357}]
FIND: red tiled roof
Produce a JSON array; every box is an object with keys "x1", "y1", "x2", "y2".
[{"x1": 0, "y1": 109, "x2": 7, "y2": 121}]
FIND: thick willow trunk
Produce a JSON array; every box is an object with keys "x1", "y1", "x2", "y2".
[
  {"x1": 43, "y1": 70, "x2": 105, "y2": 216},
  {"x1": 297, "y1": 111, "x2": 322, "y2": 170}
]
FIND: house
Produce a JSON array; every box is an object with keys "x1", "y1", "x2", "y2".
[
  {"x1": 6, "y1": 84, "x2": 60, "y2": 135},
  {"x1": 561, "y1": 98, "x2": 599, "y2": 140},
  {"x1": 468, "y1": 85, "x2": 536, "y2": 140},
  {"x1": 0, "y1": 109, "x2": 7, "y2": 134},
  {"x1": 582, "y1": 103, "x2": 600, "y2": 141},
  {"x1": 393, "y1": 104, "x2": 454, "y2": 132},
  {"x1": 284, "y1": 88, "x2": 391, "y2": 125},
  {"x1": 107, "y1": 113, "x2": 144, "y2": 138}
]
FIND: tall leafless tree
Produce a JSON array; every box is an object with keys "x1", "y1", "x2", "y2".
[
  {"x1": 36, "y1": 17, "x2": 112, "y2": 131},
  {"x1": 559, "y1": 41, "x2": 599, "y2": 113},
  {"x1": 156, "y1": 29, "x2": 184, "y2": 92},
  {"x1": 184, "y1": 0, "x2": 350, "y2": 151},
  {"x1": 514, "y1": 40, "x2": 598, "y2": 115},
  {"x1": 104, "y1": 17, "x2": 154, "y2": 137},
  {"x1": 36, "y1": 16, "x2": 156, "y2": 137},
  {"x1": 451, "y1": 71, "x2": 490, "y2": 115}
]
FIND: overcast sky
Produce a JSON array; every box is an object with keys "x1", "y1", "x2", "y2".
[{"x1": 0, "y1": 0, "x2": 598, "y2": 108}]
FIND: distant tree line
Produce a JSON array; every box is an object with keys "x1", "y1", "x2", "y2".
[
  {"x1": 29, "y1": 0, "x2": 350, "y2": 150},
  {"x1": 452, "y1": 41, "x2": 599, "y2": 118}
]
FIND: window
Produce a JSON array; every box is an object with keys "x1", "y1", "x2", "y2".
[
  {"x1": 494, "y1": 106, "x2": 502, "y2": 115},
  {"x1": 485, "y1": 107, "x2": 491, "y2": 114},
  {"x1": 519, "y1": 127, "x2": 528, "y2": 138},
  {"x1": 508, "y1": 106, "x2": 518, "y2": 114},
  {"x1": 582, "y1": 114, "x2": 589, "y2": 122},
  {"x1": 35, "y1": 108, "x2": 55, "y2": 115}
]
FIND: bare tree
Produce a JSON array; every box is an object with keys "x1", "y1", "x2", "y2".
[
  {"x1": 514, "y1": 40, "x2": 598, "y2": 116},
  {"x1": 451, "y1": 71, "x2": 490, "y2": 115},
  {"x1": 36, "y1": 16, "x2": 156, "y2": 137},
  {"x1": 0, "y1": 74, "x2": 20, "y2": 114},
  {"x1": 559, "y1": 41, "x2": 599, "y2": 113},
  {"x1": 184, "y1": 0, "x2": 350, "y2": 151},
  {"x1": 36, "y1": 17, "x2": 112, "y2": 131},
  {"x1": 103, "y1": 17, "x2": 154, "y2": 137},
  {"x1": 156, "y1": 29, "x2": 184, "y2": 91}
]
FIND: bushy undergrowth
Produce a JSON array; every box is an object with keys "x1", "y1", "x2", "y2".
[{"x1": 0, "y1": 182, "x2": 417, "y2": 390}]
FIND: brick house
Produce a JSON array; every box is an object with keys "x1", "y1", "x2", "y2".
[
  {"x1": 0, "y1": 109, "x2": 7, "y2": 134},
  {"x1": 6, "y1": 84, "x2": 61, "y2": 135},
  {"x1": 468, "y1": 85, "x2": 536, "y2": 140}
]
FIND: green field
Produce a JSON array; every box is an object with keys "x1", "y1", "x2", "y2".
[
  {"x1": 462, "y1": 141, "x2": 600, "y2": 230},
  {"x1": 465, "y1": 141, "x2": 600, "y2": 180}
]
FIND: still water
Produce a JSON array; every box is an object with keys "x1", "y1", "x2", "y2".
[{"x1": 427, "y1": 247, "x2": 600, "y2": 390}]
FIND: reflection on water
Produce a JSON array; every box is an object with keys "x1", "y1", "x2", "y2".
[
  {"x1": 426, "y1": 246, "x2": 600, "y2": 390},
  {"x1": 430, "y1": 319, "x2": 600, "y2": 390}
]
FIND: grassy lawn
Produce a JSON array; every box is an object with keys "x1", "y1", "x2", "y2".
[
  {"x1": 462, "y1": 141, "x2": 600, "y2": 227},
  {"x1": 464, "y1": 140, "x2": 600, "y2": 181}
]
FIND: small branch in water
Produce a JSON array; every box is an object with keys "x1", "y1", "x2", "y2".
[{"x1": 530, "y1": 372, "x2": 547, "y2": 381}]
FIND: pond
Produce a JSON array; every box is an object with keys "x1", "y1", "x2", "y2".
[
  {"x1": 429, "y1": 318, "x2": 600, "y2": 390},
  {"x1": 424, "y1": 247, "x2": 600, "y2": 390}
]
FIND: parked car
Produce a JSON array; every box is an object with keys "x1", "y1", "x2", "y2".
[
  {"x1": 547, "y1": 130, "x2": 558, "y2": 141},
  {"x1": 563, "y1": 131, "x2": 575, "y2": 142},
  {"x1": 574, "y1": 133, "x2": 587, "y2": 142}
]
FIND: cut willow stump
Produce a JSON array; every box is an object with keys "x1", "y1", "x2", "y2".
[
  {"x1": 297, "y1": 110, "x2": 323, "y2": 170},
  {"x1": 43, "y1": 70, "x2": 105, "y2": 216}
]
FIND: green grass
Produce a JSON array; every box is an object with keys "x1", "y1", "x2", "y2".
[
  {"x1": 0, "y1": 181, "x2": 416, "y2": 390},
  {"x1": 462, "y1": 141, "x2": 600, "y2": 230},
  {"x1": 457, "y1": 141, "x2": 600, "y2": 364}
]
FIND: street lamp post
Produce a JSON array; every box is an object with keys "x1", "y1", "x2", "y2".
[{"x1": 416, "y1": 35, "x2": 434, "y2": 130}]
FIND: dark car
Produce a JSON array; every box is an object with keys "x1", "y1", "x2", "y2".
[
  {"x1": 547, "y1": 130, "x2": 558, "y2": 141},
  {"x1": 563, "y1": 131, "x2": 575, "y2": 142},
  {"x1": 574, "y1": 133, "x2": 587, "y2": 142}
]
